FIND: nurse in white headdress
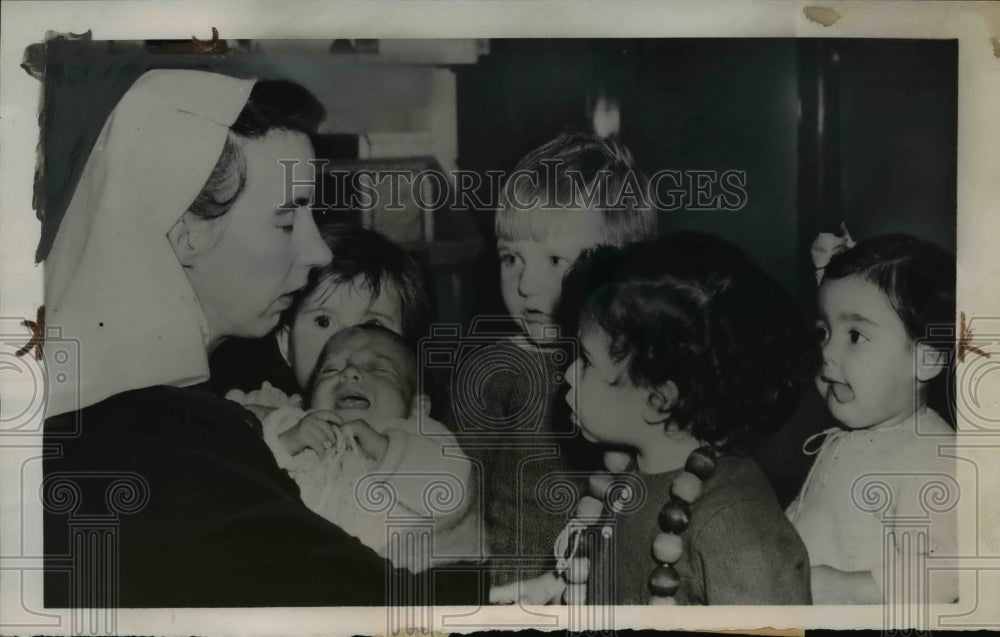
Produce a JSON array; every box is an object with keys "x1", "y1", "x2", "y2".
[
  {"x1": 43, "y1": 69, "x2": 492, "y2": 607},
  {"x1": 42, "y1": 68, "x2": 578, "y2": 607},
  {"x1": 44, "y1": 69, "x2": 331, "y2": 417}
]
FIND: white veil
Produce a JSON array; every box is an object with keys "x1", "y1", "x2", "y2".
[{"x1": 43, "y1": 69, "x2": 256, "y2": 417}]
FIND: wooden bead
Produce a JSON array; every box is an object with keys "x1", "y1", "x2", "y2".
[
  {"x1": 670, "y1": 471, "x2": 703, "y2": 503},
  {"x1": 684, "y1": 447, "x2": 717, "y2": 480},
  {"x1": 649, "y1": 595, "x2": 678, "y2": 606},
  {"x1": 652, "y1": 532, "x2": 684, "y2": 563},
  {"x1": 575, "y1": 495, "x2": 603, "y2": 519},
  {"x1": 603, "y1": 450, "x2": 632, "y2": 472},
  {"x1": 648, "y1": 564, "x2": 680, "y2": 596},
  {"x1": 657, "y1": 499, "x2": 691, "y2": 534},
  {"x1": 588, "y1": 472, "x2": 613, "y2": 499}
]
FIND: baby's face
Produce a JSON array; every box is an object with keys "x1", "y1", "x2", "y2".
[
  {"x1": 497, "y1": 210, "x2": 606, "y2": 342},
  {"x1": 309, "y1": 327, "x2": 416, "y2": 422},
  {"x1": 289, "y1": 276, "x2": 403, "y2": 389}
]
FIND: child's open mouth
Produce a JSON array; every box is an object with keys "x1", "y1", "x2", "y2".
[
  {"x1": 334, "y1": 392, "x2": 371, "y2": 410},
  {"x1": 829, "y1": 382, "x2": 855, "y2": 403}
]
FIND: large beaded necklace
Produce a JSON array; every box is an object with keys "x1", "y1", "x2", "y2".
[{"x1": 553, "y1": 445, "x2": 718, "y2": 605}]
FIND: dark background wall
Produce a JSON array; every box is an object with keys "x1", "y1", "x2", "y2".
[
  {"x1": 456, "y1": 38, "x2": 956, "y2": 320},
  {"x1": 836, "y1": 40, "x2": 957, "y2": 245}
]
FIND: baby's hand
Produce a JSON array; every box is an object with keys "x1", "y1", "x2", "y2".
[
  {"x1": 279, "y1": 410, "x2": 343, "y2": 456},
  {"x1": 340, "y1": 419, "x2": 389, "y2": 462}
]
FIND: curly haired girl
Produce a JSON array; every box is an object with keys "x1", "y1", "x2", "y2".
[{"x1": 558, "y1": 232, "x2": 813, "y2": 605}]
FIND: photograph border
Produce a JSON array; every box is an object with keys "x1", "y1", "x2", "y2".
[{"x1": 2, "y1": 1, "x2": 999, "y2": 634}]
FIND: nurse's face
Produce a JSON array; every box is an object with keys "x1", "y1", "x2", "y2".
[{"x1": 183, "y1": 129, "x2": 332, "y2": 344}]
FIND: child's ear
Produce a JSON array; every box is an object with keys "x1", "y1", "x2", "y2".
[
  {"x1": 643, "y1": 380, "x2": 679, "y2": 425},
  {"x1": 167, "y1": 211, "x2": 223, "y2": 266},
  {"x1": 411, "y1": 394, "x2": 432, "y2": 419},
  {"x1": 916, "y1": 343, "x2": 949, "y2": 383}
]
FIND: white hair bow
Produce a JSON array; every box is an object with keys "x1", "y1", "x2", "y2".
[{"x1": 810, "y1": 222, "x2": 856, "y2": 285}]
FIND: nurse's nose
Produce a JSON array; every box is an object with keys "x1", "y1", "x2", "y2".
[{"x1": 295, "y1": 209, "x2": 333, "y2": 271}]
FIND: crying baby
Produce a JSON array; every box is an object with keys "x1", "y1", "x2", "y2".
[{"x1": 256, "y1": 324, "x2": 482, "y2": 571}]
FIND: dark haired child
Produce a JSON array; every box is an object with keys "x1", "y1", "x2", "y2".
[
  {"x1": 451, "y1": 132, "x2": 658, "y2": 585},
  {"x1": 556, "y1": 233, "x2": 812, "y2": 605},
  {"x1": 212, "y1": 224, "x2": 431, "y2": 399},
  {"x1": 787, "y1": 234, "x2": 958, "y2": 604},
  {"x1": 280, "y1": 224, "x2": 431, "y2": 391}
]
